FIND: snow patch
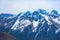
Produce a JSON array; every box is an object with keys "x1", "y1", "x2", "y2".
[
  {"x1": 56, "y1": 28, "x2": 60, "y2": 34},
  {"x1": 32, "y1": 20, "x2": 39, "y2": 32},
  {"x1": 52, "y1": 18, "x2": 60, "y2": 24}
]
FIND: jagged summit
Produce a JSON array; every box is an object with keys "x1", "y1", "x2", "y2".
[{"x1": 0, "y1": 9, "x2": 60, "y2": 40}]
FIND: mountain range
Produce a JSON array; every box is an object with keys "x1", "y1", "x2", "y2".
[{"x1": 0, "y1": 9, "x2": 60, "y2": 40}]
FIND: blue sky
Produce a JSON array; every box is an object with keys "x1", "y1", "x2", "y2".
[{"x1": 0, "y1": 0, "x2": 60, "y2": 14}]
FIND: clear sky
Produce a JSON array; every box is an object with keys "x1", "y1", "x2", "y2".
[{"x1": 0, "y1": 0, "x2": 60, "y2": 14}]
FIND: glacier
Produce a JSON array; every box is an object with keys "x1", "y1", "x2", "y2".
[{"x1": 0, "y1": 9, "x2": 60, "y2": 40}]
